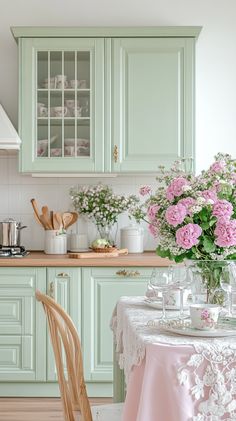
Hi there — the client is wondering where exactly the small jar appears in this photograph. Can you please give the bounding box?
[44,230,67,254]
[120,224,144,253]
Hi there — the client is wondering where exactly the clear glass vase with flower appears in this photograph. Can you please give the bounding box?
[131,153,236,305]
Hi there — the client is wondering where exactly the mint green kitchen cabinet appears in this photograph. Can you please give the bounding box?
[82,267,151,388]
[111,38,195,172]
[17,37,104,173]
[46,268,81,381]
[12,27,201,174]
[0,268,46,381]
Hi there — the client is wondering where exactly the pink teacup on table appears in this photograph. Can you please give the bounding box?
[190,304,221,330]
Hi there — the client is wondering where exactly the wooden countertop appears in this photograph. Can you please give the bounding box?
[0,251,171,267]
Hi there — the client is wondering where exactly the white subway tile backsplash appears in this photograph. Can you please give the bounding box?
[0,155,157,251]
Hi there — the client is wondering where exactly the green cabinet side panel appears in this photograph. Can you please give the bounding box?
[0,268,46,381]
[46,268,82,381]
[82,267,152,382]
[110,38,195,172]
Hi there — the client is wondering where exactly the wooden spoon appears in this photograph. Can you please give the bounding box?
[42,206,53,230]
[65,212,78,229]
[62,212,74,230]
[30,198,44,227]
[53,212,61,230]
[55,212,63,231]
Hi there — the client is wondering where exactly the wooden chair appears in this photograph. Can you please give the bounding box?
[36,290,123,421]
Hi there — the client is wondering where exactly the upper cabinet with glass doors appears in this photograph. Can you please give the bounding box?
[12,27,201,174]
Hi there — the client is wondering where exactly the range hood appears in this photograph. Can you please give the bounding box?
[0,104,21,150]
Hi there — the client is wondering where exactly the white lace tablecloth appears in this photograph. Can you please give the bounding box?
[111,296,236,421]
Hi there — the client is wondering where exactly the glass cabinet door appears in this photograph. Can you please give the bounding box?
[20,38,104,173]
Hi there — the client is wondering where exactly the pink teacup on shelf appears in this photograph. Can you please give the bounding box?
[37,103,48,117]
[190,304,221,330]
[71,106,82,117]
[52,106,68,117]
[50,148,62,157]
[64,146,75,157]
[64,99,75,109]
[41,78,56,89]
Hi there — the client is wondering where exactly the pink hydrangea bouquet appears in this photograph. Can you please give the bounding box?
[134,153,236,263]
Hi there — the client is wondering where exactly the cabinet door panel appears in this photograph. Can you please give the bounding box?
[82,267,151,382]
[20,38,104,173]
[0,268,46,381]
[46,268,81,381]
[110,38,194,172]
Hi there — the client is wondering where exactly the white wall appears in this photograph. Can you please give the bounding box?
[0,0,236,249]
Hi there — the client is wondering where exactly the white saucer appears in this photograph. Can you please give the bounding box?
[144,298,188,311]
[162,324,236,337]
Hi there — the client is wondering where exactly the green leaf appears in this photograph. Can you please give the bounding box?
[203,236,216,253]
[156,246,171,259]
[227,253,236,260]
[209,217,217,227]
[201,222,210,230]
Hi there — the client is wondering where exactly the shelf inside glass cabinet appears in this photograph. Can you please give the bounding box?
[36,50,91,159]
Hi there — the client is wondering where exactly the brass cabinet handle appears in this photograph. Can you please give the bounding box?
[57,272,69,277]
[48,281,55,298]
[116,270,140,277]
[113,145,118,163]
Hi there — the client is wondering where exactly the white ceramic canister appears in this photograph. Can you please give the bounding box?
[44,230,67,254]
[120,224,144,253]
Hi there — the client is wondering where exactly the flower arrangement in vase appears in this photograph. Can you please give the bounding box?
[131,153,236,302]
[70,184,138,247]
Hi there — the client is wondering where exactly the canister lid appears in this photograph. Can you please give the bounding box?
[120,223,144,235]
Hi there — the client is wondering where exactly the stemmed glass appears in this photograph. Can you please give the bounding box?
[220,263,236,317]
[149,267,176,320]
[170,265,190,319]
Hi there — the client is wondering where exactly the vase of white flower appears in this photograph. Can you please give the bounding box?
[70,184,138,246]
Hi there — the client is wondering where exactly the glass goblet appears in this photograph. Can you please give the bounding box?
[170,265,190,319]
[149,267,175,320]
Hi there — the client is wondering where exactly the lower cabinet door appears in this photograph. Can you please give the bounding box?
[82,267,152,382]
[0,268,46,381]
[46,268,81,381]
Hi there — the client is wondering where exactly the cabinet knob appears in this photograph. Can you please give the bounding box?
[113,145,118,163]
[57,272,69,277]
[116,269,140,277]
[48,281,55,299]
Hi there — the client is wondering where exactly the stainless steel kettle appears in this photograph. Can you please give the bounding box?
[0,219,27,247]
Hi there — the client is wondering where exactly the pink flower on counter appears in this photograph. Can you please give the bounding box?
[139,185,151,196]
[214,219,236,247]
[166,177,189,201]
[147,204,160,221]
[148,223,158,237]
[165,204,187,227]
[178,197,196,215]
[176,223,202,249]
[200,189,218,204]
[212,199,233,219]
[210,160,226,173]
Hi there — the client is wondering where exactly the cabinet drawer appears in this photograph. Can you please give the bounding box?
[88,267,153,280]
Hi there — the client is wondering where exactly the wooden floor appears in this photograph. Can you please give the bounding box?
[0,397,112,421]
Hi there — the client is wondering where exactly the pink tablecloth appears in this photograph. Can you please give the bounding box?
[111,297,236,421]
[123,343,199,421]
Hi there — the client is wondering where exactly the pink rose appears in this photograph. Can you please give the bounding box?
[214,219,236,247]
[200,189,218,204]
[176,223,202,249]
[139,185,151,196]
[148,223,158,237]
[212,199,233,219]
[166,177,189,201]
[147,204,160,221]
[210,160,226,173]
[165,204,187,227]
[178,197,196,215]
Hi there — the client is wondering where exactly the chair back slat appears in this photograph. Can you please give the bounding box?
[36,290,92,421]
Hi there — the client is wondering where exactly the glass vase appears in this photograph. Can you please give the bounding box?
[186,260,230,305]
[96,223,118,246]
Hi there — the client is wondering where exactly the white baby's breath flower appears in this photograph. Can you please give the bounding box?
[182,185,192,192]
[190,205,202,214]
[196,197,206,205]
[206,199,214,205]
